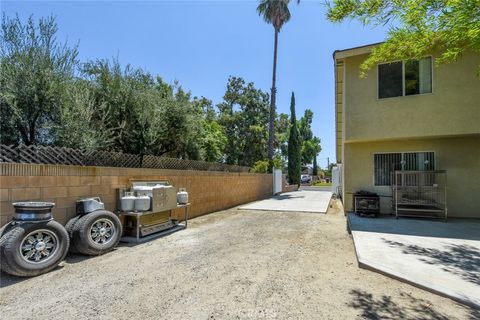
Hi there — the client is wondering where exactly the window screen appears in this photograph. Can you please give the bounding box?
[405,57,432,95]
[374,152,435,186]
[378,62,403,99]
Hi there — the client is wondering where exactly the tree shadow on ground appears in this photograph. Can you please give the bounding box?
[382,239,480,286]
[469,309,480,320]
[272,194,305,200]
[348,289,458,320]
[348,214,480,241]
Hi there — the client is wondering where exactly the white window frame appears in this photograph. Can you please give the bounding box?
[372,151,436,186]
[377,56,433,100]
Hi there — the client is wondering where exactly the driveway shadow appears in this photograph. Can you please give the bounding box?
[348,289,454,320]
[382,239,480,286]
[272,194,305,200]
[348,214,480,241]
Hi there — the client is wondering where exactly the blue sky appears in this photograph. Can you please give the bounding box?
[2,1,388,168]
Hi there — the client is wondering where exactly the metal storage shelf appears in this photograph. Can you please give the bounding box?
[393,170,447,220]
[118,203,190,243]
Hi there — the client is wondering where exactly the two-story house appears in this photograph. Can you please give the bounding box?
[334,43,480,218]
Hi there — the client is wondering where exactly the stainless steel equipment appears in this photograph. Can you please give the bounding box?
[119,203,189,243]
[152,186,177,212]
[133,185,155,197]
[130,180,177,213]
[116,180,188,243]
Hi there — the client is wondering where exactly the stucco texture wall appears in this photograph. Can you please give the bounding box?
[343,51,480,142]
[0,164,273,226]
[343,135,480,218]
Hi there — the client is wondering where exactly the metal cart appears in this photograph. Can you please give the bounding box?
[118,203,190,243]
[393,170,447,220]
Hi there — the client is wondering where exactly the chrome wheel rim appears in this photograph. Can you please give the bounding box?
[20,229,58,264]
[88,219,115,245]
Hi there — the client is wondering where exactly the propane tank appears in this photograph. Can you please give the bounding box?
[134,195,151,211]
[177,188,189,205]
[120,192,136,212]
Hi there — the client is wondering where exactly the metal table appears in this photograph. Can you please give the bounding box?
[118,203,190,243]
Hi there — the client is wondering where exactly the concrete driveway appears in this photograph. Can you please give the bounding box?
[239,187,332,213]
[348,214,480,309]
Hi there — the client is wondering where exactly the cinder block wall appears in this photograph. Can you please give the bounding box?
[0,163,272,225]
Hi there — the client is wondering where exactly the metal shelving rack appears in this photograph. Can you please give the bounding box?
[118,203,190,243]
[393,170,447,220]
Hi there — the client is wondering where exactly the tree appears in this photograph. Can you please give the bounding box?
[54,80,113,150]
[0,14,79,145]
[297,109,321,165]
[257,0,292,168]
[287,92,301,186]
[275,112,290,167]
[195,97,227,162]
[252,160,270,173]
[83,59,206,159]
[312,155,318,176]
[327,0,480,76]
[218,76,270,167]
[201,121,227,162]
[301,137,321,165]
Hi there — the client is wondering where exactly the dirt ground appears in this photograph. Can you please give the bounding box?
[0,200,478,320]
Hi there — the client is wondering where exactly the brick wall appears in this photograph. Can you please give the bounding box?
[0,163,272,225]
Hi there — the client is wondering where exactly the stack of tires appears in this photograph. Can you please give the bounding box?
[0,202,69,277]
[66,198,122,255]
[0,198,122,277]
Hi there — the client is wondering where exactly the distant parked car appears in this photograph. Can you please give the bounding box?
[301,175,312,184]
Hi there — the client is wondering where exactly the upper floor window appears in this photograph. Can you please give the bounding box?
[378,57,432,99]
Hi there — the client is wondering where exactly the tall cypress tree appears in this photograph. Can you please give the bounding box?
[313,155,318,176]
[288,92,301,186]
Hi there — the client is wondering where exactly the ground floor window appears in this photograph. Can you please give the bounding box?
[374,151,435,186]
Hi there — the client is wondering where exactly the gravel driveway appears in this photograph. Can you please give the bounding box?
[0,201,476,320]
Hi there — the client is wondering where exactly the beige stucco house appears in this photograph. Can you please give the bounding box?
[334,43,480,218]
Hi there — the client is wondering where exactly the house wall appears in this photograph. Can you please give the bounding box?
[343,135,480,218]
[335,59,344,163]
[342,51,480,142]
[0,163,273,226]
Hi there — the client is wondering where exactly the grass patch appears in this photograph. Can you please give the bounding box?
[313,181,332,187]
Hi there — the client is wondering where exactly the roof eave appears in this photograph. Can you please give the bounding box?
[333,42,383,60]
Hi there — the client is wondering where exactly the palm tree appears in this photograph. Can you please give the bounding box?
[257,0,291,170]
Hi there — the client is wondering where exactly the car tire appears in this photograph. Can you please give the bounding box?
[0,221,69,277]
[0,222,15,273]
[65,216,81,253]
[72,210,122,256]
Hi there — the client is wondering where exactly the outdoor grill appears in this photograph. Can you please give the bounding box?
[353,191,380,217]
